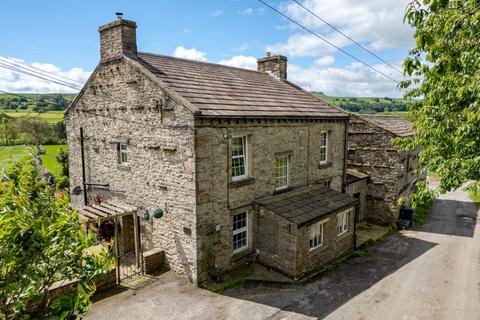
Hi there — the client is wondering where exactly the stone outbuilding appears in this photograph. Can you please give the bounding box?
[66,17,357,284]
[347,115,425,223]
[345,169,369,221]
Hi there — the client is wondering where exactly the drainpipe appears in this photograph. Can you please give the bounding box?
[353,207,358,250]
[342,120,348,193]
[80,127,87,206]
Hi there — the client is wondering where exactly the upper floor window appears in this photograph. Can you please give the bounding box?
[232,211,248,253]
[232,136,248,181]
[118,143,128,165]
[309,219,326,250]
[320,132,329,164]
[336,209,350,236]
[275,155,289,190]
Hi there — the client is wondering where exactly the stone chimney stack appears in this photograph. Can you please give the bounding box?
[257,52,288,81]
[99,16,137,63]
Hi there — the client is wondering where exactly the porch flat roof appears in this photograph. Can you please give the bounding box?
[256,184,356,226]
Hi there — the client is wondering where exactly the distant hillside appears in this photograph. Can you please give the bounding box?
[0,93,75,112]
[312,92,408,114]
[0,92,407,115]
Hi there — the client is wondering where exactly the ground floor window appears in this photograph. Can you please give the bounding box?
[337,209,351,236]
[232,211,248,253]
[309,219,326,250]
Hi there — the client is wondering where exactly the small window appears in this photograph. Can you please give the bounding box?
[118,143,128,164]
[232,211,248,253]
[321,179,331,188]
[337,209,350,236]
[232,136,248,181]
[320,132,328,164]
[309,220,326,250]
[275,155,289,190]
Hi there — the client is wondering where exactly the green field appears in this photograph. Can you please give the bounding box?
[0,110,64,123]
[0,144,67,176]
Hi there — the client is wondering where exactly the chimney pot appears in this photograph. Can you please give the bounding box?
[257,53,288,81]
[98,18,137,63]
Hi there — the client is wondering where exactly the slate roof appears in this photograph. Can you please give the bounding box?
[136,52,348,119]
[358,115,414,137]
[256,184,356,226]
[346,169,369,184]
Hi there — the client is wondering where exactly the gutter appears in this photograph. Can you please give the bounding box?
[195,114,349,121]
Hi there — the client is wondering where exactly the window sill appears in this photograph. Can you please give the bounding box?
[336,230,352,240]
[117,164,131,171]
[309,244,328,255]
[231,246,254,260]
[273,186,293,195]
[318,162,333,169]
[230,177,255,188]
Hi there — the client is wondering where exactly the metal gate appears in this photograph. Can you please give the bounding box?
[114,214,144,283]
[79,200,144,284]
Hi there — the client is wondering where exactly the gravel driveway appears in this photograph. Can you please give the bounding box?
[86,188,480,320]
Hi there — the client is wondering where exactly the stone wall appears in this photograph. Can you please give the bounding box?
[66,58,198,282]
[347,116,423,223]
[256,207,297,277]
[346,179,368,221]
[194,118,347,282]
[256,205,355,278]
[296,208,355,277]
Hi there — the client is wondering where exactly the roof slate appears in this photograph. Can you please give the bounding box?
[358,115,414,137]
[346,169,369,184]
[256,185,356,226]
[136,52,348,119]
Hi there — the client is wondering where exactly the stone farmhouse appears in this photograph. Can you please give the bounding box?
[66,18,360,284]
[347,115,425,223]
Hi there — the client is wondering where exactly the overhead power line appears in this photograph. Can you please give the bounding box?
[0,62,81,91]
[0,56,84,86]
[290,0,404,75]
[257,0,400,83]
[0,60,82,91]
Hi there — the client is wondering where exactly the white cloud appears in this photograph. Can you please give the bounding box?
[241,8,254,15]
[172,46,208,62]
[0,57,90,93]
[314,55,335,67]
[216,54,401,97]
[240,8,265,15]
[267,0,414,57]
[212,10,224,17]
[288,60,403,97]
[218,55,257,70]
[234,43,250,52]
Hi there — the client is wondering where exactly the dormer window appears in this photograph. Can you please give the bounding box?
[320,132,329,164]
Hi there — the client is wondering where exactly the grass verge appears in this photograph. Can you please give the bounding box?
[0,144,67,176]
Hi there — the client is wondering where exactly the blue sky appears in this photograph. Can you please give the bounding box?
[0,0,414,97]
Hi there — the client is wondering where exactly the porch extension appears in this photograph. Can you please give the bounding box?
[255,184,357,278]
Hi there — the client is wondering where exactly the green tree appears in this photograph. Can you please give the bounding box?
[56,148,69,177]
[0,157,112,319]
[0,113,18,145]
[399,0,480,198]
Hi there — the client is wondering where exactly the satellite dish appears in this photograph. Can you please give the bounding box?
[115,12,124,19]
[72,186,83,196]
